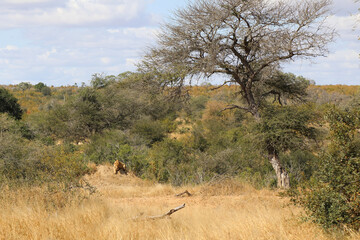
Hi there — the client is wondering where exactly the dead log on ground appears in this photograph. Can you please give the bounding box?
[175,190,192,197]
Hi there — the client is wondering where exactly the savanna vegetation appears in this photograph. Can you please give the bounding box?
[1,0,359,238]
[1,75,359,239]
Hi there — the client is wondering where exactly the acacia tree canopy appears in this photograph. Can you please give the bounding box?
[141,0,335,117]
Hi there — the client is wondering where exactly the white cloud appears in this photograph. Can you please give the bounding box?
[123,27,159,40]
[107,29,120,34]
[100,57,111,64]
[125,58,140,68]
[0,0,151,28]
[284,46,360,85]
[0,59,10,64]
[1,45,18,51]
[326,14,360,39]
[0,25,156,85]
[0,0,359,86]
[332,0,359,16]
[108,27,159,39]
[2,0,52,3]
[38,48,57,60]
[327,49,359,63]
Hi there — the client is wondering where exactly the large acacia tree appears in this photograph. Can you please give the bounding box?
[141,0,335,188]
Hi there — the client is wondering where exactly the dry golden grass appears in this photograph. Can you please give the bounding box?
[1,164,359,240]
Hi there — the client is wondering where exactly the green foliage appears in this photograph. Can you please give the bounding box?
[0,114,30,181]
[257,105,317,154]
[293,106,360,230]
[253,105,319,188]
[0,114,87,186]
[37,145,89,184]
[196,126,273,187]
[3,69,360,232]
[96,80,148,129]
[190,123,209,152]
[191,100,243,153]
[348,90,360,109]
[188,95,210,118]
[85,130,130,164]
[37,87,105,141]
[34,82,51,96]
[0,87,23,120]
[34,82,46,92]
[263,72,310,105]
[90,73,115,89]
[281,150,318,187]
[302,187,355,229]
[147,139,195,185]
[17,82,32,92]
[32,72,180,143]
[131,117,167,145]
[41,86,52,96]
[141,119,273,187]
[84,130,149,176]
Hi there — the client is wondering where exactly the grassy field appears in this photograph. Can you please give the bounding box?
[1,164,359,240]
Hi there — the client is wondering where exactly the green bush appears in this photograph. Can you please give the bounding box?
[41,86,52,96]
[0,87,23,120]
[0,114,88,187]
[301,184,357,229]
[84,130,150,176]
[131,117,167,145]
[37,145,89,184]
[0,139,88,187]
[188,95,209,118]
[85,130,131,164]
[281,150,318,187]
[292,106,360,230]
[146,139,196,185]
[0,114,36,182]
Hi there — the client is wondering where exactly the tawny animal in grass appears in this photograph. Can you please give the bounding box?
[113,160,127,174]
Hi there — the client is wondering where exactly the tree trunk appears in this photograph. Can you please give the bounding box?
[270,153,290,189]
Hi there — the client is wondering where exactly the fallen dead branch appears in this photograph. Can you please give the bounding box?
[133,203,186,221]
[175,190,192,197]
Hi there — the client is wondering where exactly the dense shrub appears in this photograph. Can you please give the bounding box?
[292,106,360,230]
[0,87,23,120]
[0,114,37,183]
[131,117,168,145]
[37,145,89,184]
[281,150,318,187]
[146,138,196,185]
[0,114,88,187]
[188,95,210,118]
[84,130,150,176]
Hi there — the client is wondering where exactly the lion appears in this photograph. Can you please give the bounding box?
[113,160,127,174]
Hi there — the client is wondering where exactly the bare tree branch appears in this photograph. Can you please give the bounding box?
[210,81,234,91]
[133,204,186,221]
[221,104,249,112]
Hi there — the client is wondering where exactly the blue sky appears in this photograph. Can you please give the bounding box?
[0,0,359,86]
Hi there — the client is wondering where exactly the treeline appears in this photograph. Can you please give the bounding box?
[1,73,360,230]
